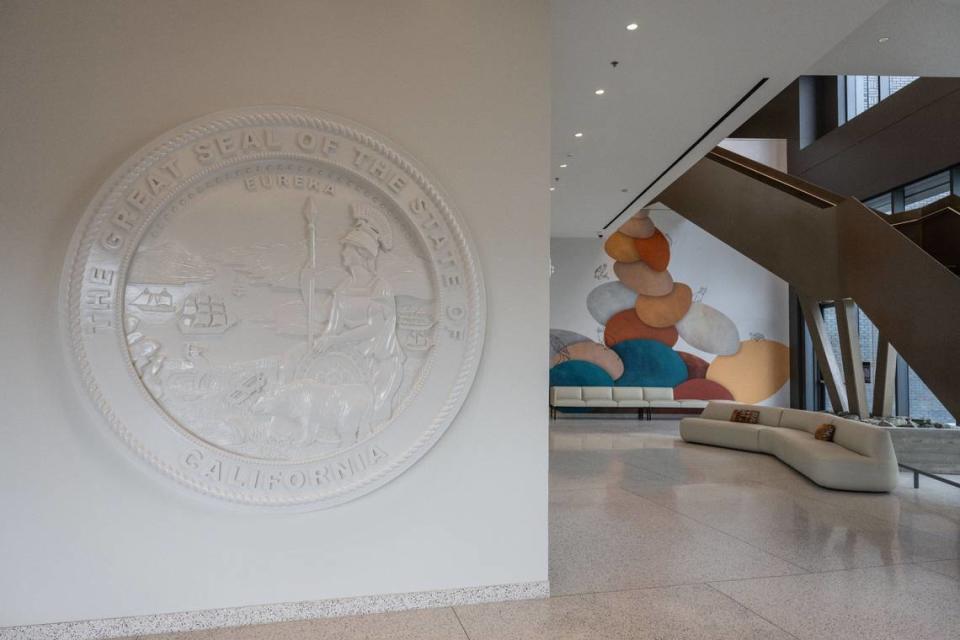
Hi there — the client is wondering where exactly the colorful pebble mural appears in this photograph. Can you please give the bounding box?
[550,210,790,404]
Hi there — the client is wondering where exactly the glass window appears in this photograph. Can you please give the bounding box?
[857,309,883,412]
[863,192,893,214]
[846,75,880,120]
[903,170,950,211]
[906,368,956,425]
[816,305,891,415]
[887,76,919,95]
[811,304,953,423]
[820,305,844,413]
[844,75,918,121]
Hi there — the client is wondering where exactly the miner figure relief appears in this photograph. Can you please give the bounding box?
[281,198,406,447]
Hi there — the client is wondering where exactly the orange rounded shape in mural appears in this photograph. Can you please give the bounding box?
[634,283,692,328]
[604,309,679,348]
[633,229,670,272]
[706,339,790,404]
[619,215,656,239]
[561,341,625,380]
[613,261,673,297]
[604,232,641,263]
[674,378,734,401]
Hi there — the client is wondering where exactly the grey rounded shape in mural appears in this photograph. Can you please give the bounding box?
[61,107,485,510]
[676,302,740,356]
[586,281,636,325]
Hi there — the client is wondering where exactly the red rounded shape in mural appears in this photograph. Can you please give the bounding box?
[677,351,710,379]
[674,378,734,401]
[633,229,670,272]
[604,309,678,348]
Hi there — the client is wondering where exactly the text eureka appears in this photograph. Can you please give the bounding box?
[82,127,468,338]
[99,128,429,255]
[181,444,389,491]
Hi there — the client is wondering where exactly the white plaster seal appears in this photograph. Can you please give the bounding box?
[61,107,485,509]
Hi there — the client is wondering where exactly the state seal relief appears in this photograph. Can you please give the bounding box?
[63,108,484,508]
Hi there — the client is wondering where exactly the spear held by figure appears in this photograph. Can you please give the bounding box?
[300,196,321,348]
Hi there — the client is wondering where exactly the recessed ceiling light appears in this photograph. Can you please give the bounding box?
[560,163,568,168]
[549,187,556,191]
[878,36,889,43]
[574,132,583,138]
[595,88,605,95]
[626,23,638,31]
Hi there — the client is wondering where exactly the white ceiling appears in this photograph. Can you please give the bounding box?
[811,0,960,76]
[550,0,890,237]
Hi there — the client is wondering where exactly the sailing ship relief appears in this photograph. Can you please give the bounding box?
[131,287,175,313]
[178,294,236,335]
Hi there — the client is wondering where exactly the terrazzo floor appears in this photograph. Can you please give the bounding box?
[134,418,960,640]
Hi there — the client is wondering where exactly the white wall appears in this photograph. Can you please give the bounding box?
[0,0,549,627]
[550,238,614,344]
[718,138,788,171]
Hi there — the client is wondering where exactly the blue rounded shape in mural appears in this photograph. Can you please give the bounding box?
[611,339,688,387]
[549,360,615,387]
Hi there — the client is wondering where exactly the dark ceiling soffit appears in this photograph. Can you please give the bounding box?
[601,77,769,231]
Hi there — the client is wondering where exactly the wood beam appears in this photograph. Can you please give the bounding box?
[798,295,847,413]
[873,334,898,418]
[835,298,868,417]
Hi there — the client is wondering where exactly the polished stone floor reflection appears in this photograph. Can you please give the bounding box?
[136,418,960,640]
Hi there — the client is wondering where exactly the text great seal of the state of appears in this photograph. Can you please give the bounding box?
[62,107,485,509]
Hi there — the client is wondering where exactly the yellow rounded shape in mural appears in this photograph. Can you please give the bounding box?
[706,339,790,404]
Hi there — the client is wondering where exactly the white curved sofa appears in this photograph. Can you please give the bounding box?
[680,401,899,492]
[549,386,707,419]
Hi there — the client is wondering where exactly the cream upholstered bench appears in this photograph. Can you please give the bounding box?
[680,401,899,492]
[549,386,707,419]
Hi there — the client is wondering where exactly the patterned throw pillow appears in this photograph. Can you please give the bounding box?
[730,409,760,424]
[815,423,836,441]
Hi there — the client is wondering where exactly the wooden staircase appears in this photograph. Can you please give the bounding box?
[656,146,960,419]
